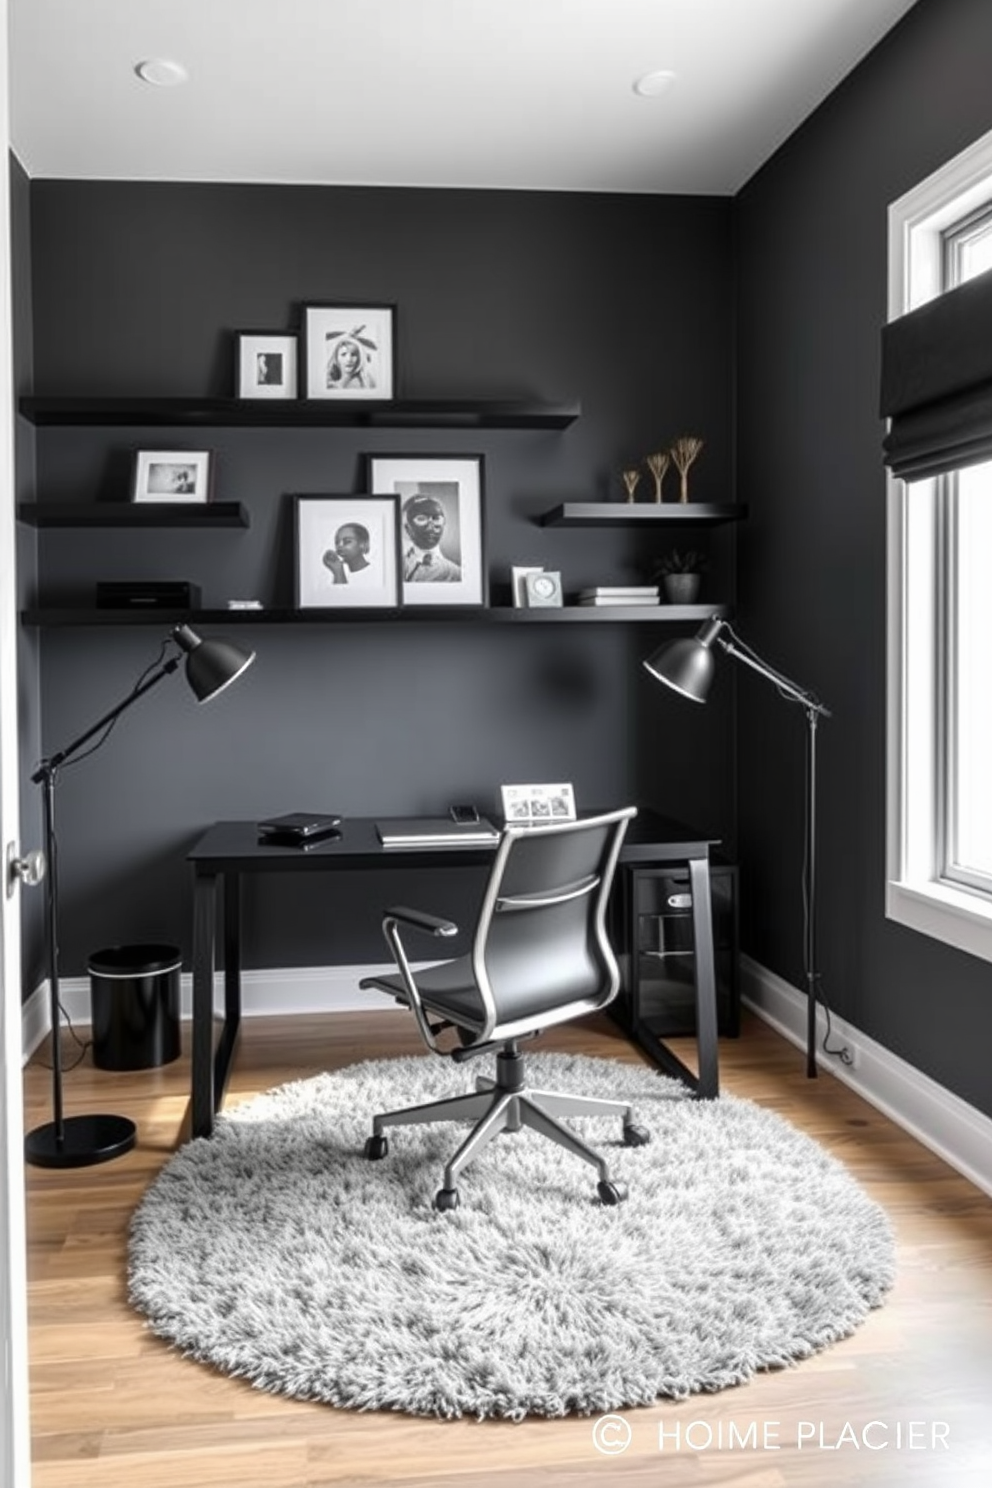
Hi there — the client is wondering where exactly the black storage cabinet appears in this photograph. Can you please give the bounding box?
[88,943,182,1070]
[612,858,740,1046]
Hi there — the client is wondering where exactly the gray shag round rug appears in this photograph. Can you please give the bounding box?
[128,1052,895,1421]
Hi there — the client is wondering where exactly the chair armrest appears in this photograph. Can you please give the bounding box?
[380,907,458,1054]
[384,905,459,938]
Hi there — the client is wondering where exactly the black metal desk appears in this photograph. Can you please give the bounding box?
[188,811,720,1137]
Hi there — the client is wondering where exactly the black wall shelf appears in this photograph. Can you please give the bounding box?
[539,502,746,526]
[21,604,731,629]
[20,396,580,431]
[18,501,250,529]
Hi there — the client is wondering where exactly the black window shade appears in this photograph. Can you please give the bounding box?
[880,266,992,481]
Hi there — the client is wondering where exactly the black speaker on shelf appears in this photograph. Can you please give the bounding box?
[95,580,201,609]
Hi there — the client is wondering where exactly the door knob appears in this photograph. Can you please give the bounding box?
[5,843,46,899]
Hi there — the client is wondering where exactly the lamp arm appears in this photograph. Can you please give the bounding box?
[31,654,181,783]
[715,629,831,719]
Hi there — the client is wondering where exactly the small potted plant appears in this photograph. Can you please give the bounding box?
[655,548,706,604]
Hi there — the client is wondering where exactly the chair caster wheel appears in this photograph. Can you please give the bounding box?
[364,1134,388,1160]
[434,1187,460,1212]
[623,1122,651,1147]
[597,1179,628,1206]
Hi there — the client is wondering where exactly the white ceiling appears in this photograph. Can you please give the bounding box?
[10,0,919,195]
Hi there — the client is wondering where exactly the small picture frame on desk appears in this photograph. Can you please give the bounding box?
[294,495,402,609]
[237,332,298,399]
[132,450,212,504]
[303,303,395,401]
[368,453,486,608]
[501,782,577,825]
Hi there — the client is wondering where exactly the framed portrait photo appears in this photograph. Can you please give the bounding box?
[294,495,401,610]
[132,450,212,504]
[237,332,298,400]
[303,303,395,401]
[367,453,486,608]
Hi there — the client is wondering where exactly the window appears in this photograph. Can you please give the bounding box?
[939,217,992,898]
[887,127,992,961]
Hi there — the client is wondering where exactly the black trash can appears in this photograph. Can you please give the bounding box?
[88,943,182,1070]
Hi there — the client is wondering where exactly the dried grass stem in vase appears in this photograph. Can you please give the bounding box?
[622,468,642,503]
[646,451,670,503]
[670,436,704,503]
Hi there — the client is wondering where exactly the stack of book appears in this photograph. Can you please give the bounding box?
[576,585,660,607]
[257,812,342,848]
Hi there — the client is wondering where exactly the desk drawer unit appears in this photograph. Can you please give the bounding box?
[614,862,740,1040]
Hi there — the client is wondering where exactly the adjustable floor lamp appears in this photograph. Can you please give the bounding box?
[24,623,255,1168]
[643,616,830,1079]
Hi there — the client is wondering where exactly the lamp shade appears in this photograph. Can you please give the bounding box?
[173,625,255,702]
[643,634,716,703]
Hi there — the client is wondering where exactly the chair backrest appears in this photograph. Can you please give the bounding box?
[469,806,636,1039]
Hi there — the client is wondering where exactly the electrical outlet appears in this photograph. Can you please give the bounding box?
[838,1042,858,1070]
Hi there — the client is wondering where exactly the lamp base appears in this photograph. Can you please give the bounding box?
[24,1113,137,1168]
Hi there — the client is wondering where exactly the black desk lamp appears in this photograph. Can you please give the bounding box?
[643,616,831,1079]
[25,624,255,1168]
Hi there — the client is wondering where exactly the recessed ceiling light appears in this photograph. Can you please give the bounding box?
[633,69,677,99]
[135,58,189,88]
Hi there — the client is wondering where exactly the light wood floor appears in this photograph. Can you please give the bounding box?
[20,1008,992,1487]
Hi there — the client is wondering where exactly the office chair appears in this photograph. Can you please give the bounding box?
[359,806,650,1211]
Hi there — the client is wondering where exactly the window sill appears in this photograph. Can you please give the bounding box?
[887,878,992,964]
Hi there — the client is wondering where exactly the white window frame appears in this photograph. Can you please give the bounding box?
[886,126,992,961]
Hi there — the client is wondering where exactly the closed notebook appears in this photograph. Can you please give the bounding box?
[376,816,500,847]
[258,812,342,839]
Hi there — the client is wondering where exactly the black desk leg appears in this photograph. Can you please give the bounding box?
[191,869,217,1138]
[213,871,243,1113]
[689,856,720,1099]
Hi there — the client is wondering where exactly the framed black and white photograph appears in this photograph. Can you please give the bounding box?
[132,450,212,504]
[237,332,298,400]
[500,783,577,825]
[367,453,486,607]
[303,303,395,401]
[294,495,401,610]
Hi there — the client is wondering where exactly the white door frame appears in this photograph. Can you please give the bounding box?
[0,0,33,1479]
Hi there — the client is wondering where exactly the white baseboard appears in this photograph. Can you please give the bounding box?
[23,957,992,1201]
[742,954,992,1201]
[21,962,392,1063]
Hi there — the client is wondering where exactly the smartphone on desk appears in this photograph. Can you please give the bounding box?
[449,804,480,825]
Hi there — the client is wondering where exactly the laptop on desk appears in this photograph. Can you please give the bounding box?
[375,816,501,848]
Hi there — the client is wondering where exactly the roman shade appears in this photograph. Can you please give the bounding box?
[880,266,992,481]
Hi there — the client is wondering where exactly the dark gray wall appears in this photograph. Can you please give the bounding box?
[24,184,736,977]
[735,0,992,1115]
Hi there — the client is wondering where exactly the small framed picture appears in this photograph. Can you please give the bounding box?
[237,333,298,399]
[294,495,401,610]
[501,783,577,826]
[303,303,395,401]
[523,570,563,607]
[511,565,544,608]
[367,453,486,608]
[132,450,212,504]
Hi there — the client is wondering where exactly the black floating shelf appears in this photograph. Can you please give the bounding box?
[20,396,580,431]
[539,502,746,526]
[21,604,731,629]
[17,501,250,529]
